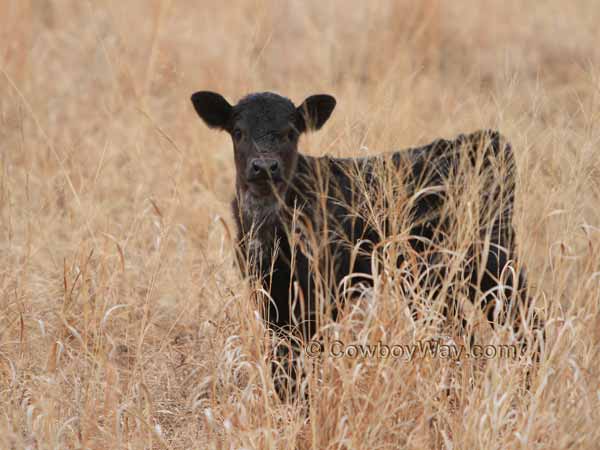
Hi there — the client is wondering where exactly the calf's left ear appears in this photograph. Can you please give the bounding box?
[297,94,336,132]
[190,91,232,130]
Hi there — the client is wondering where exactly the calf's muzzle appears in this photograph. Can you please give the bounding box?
[247,158,282,183]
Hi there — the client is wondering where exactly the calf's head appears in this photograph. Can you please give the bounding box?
[191,91,336,201]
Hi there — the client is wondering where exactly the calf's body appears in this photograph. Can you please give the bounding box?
[190,91,539,352]
[233,130,526,340]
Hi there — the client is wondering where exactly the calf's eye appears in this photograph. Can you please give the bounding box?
[287,129,296,141]
[232,128,243,142]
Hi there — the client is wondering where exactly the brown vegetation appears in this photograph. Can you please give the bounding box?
[1,1,600,448]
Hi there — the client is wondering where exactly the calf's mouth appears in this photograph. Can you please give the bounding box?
[246,177,285,198]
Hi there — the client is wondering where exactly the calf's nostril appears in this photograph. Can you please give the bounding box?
[269,162,279,174]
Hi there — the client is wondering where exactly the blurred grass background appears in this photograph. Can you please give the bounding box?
[1,1,600,448]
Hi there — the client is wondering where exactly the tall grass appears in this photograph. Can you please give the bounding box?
[1,1,600,448]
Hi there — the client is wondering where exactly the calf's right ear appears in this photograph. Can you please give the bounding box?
[190,91,232,130]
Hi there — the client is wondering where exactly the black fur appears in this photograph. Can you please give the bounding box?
[232,130,533,340]
[191,91,543,397]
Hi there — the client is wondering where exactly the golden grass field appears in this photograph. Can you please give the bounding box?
[1,1,600,448]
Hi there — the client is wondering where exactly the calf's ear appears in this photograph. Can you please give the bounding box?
[190,91,232,130]
[297,94,336,132]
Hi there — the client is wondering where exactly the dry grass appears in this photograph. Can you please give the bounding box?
[1,1,600,449]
